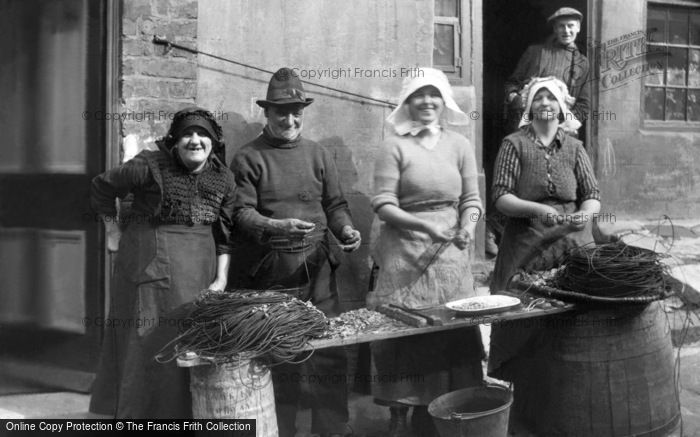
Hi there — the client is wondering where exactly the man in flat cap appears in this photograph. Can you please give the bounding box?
[229,67,360,437]
[504,7,590,134]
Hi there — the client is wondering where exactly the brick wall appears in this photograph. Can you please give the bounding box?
[119,0,198,160]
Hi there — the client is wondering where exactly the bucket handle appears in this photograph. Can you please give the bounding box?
[448,382,513,421]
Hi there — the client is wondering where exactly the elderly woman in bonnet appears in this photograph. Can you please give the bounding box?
[88,107,236,418]
[488,76,600,428]
[367,68,485,437]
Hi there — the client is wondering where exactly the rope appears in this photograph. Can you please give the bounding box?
[553,241,669,298]
[152,36,396,108]
[156,289,328,366]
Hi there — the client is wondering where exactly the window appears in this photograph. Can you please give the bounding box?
[644,4,700,122]
[433,0,462,77]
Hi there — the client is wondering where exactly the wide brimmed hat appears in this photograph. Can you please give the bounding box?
[547,7,583,24]
[256,68,314,108]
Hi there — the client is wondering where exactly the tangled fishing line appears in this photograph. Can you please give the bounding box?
[156,289,328,365]
[553,241,670,299]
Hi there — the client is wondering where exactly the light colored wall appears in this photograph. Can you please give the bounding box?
[196,0,482,304]
[594,0,700,219]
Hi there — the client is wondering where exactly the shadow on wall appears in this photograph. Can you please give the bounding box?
[319,136,372,310]
[217,111,263,165]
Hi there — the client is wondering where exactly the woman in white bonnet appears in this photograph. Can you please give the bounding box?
[367,68,484,437]
[488,76,600,429]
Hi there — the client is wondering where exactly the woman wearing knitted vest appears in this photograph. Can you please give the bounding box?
[367,68,485,437]
[488,77,600,428]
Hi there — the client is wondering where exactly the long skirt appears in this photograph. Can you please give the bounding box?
[488,201,594,425]
[89,223,216,419]
[369,206,484,405]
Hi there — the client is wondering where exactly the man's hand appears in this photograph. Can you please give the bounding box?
[267,218,316,239]
[339,225,361,252]
[565,95,576,108]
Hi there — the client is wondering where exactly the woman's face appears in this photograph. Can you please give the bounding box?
[407,85,444,125]
[531,88,561,122]
[174,127,213,170]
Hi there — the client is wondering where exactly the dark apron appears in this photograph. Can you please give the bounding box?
[233,229,347,436]
[233,228,340,316]
[90,223,216,419]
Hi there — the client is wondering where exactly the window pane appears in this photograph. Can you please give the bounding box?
[690,49,700,87]
[666,88,687,120]
[645,46,666,85]
[435,0,458,17]
[645,87,665,120]
[434,23,455,66]
[689,90,700,121]
[667,47,687,86]
[669,10,688,44]
[692,12,700,45]
[647,8,667,43]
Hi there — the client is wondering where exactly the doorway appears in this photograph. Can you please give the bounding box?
[482,0,589,206]
[0,0,109,393]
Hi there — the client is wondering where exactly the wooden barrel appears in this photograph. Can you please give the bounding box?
[190,359,277,437]
[536,302,680,436]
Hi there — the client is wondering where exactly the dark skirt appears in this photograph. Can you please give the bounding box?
[89,223,216,419]
[488,202,594,425]
[371,328,484,406]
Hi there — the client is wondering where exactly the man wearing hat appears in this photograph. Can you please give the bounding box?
[229,67,361,437]
[504,7,590,133]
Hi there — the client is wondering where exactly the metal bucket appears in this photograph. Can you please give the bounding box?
[428,384,513,437]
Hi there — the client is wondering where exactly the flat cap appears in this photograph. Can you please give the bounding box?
[547,7,583,24]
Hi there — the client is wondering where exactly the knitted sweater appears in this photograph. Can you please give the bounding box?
[372,129,482,215]
[505,35,590,121]
[231,130,353,242]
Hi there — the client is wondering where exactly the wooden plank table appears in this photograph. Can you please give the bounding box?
[308,301,574,350]
[178,294,575,367]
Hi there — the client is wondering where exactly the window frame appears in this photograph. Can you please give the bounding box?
[433,0,464,81]
[642,1,700,128]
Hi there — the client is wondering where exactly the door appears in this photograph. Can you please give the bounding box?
[0,0,108,393]
[482,0,590,207]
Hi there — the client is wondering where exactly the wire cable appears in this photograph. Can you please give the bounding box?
[152,36,396,108]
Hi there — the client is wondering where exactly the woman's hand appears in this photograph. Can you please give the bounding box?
[566,212,589,231]
[537,204,562,227]
[103,218,121,252]
[208,277,227,292]
[423,222,453,243]
[453,227,474,250]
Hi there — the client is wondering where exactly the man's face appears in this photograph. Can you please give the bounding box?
[265,104,305,141]
[553,18,581,46]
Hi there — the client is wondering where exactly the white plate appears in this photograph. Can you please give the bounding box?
[445,295,521,315]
